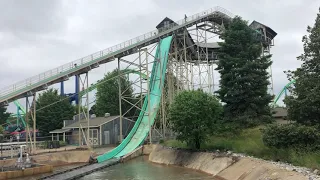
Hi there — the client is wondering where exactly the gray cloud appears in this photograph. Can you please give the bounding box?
[0,0,319,112]
[0,0,65,34]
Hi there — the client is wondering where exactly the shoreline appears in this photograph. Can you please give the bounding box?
[147,144,320,180]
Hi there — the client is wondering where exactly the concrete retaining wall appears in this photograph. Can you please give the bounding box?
[0,165,53,180]
[148,145,310,180]
[217,157,309,180]
[142,144,155,155]
[121,146,143,163]
[33,150,91,166]
[149,145,235,176]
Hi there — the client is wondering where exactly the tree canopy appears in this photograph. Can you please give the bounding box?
[168,90,222,149]
[0,106,11,125]
[285,8,320,125]
[35,88,74,135]
[95,69,136,118]
[215,16,273,127]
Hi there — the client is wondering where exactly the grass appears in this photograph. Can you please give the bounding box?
[163,127,320,170]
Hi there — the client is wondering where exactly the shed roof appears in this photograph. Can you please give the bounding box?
[63,116,119,129]
[49,128,71,134]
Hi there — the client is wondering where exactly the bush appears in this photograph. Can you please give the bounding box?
[59,141,67,147]
[168,90,222,149]
[0,125,4,134]
[262,124,320,150]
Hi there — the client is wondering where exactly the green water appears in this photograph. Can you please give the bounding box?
[80,156,216,180]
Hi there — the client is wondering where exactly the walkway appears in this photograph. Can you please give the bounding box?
[39,159,119,180]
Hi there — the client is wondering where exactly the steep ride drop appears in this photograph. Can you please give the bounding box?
[97,36,173,162]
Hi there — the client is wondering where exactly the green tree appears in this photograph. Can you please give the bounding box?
[35,88,74,135]
[0,106,11,125]
[95,69,135,118]
[216,16,273,127]
[285,8,320,125]
[73,105,88,115]
[0,125,4,134]
[168,90,222,149]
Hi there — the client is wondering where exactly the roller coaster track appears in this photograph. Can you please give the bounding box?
[272,79,296,107]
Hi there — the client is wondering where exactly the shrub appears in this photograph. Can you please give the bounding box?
[262,124,320,150]
[168,90,222,149]
[59,141,67,147]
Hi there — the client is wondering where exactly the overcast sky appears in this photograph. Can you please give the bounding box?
[0,0,319,112]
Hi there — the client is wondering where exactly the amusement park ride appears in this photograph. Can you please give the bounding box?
[0,6,289,159]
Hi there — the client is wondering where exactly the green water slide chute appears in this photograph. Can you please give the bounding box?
[97,36,173,162]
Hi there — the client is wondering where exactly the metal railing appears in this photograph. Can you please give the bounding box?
[0,6,233,102]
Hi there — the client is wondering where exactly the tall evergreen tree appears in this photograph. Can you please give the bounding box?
[285,8,320,125]
[216,16,273,127]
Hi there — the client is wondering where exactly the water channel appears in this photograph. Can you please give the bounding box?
[80,156,216,180]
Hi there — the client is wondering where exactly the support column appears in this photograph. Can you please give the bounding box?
[205,26,210,93]
[167,59,173,104]
[146,49,151,144]
[63,132,65,142]
[139,49,143,109]
[196,25,202,89]
[159,43,165,139]
[161,89,166,138]
[174,38,179,92]
[118,58,123,143]
[211,64,215,92]
[99,126,102,146]
[33,92,36,154]
[191,64,194,90]
[86,72,90,145]
[208,64,212,94]
[25,96,29,152]
[77,74,81,146]
[184,29,189,90]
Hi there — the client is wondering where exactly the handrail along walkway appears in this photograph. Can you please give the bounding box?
[0,6,233,105]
